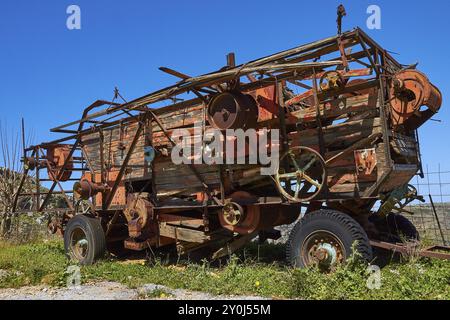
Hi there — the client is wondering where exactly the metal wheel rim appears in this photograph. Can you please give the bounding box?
[223,202,244,226]
[70,227,89,261]
[300,230,346,270]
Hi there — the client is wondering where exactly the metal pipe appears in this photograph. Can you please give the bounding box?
[429,194,447,245]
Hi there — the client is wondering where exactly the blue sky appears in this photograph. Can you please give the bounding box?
[0,0,449,179]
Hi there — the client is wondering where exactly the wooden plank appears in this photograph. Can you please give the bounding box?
[159,223,209,243]
[289,92,378,122]
[159,214,204,229]
[328,182,374,193]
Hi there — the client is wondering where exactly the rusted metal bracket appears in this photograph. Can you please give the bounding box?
[336,5,346,36]
[325,132,382,165]
[312,69,326,157]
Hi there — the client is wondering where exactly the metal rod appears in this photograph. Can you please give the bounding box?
[103,120,144,210]
[35,151,40,211]
[39,139,80,212]
[311,69,326,156]
[12,149,36,212]
[21,118,26,158]
[42,158,74,211]
[148,110,220,205]
[429,194,446,245]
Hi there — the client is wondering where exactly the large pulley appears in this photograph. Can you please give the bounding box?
[222,202,244,226]
[207,90,258,130]
[319,70,345,91]
[389,69,442,130]
[274,146,327,202]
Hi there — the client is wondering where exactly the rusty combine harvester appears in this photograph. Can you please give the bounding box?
[13,24,450,267]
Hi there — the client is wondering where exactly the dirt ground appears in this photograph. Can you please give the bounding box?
[0,281,267,300]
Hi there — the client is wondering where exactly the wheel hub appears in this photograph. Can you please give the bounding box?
[312,243,338,266]
[222,202,244,226]
[70,227,89,260]
[302,231,345,270]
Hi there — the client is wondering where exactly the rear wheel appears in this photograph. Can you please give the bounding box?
[64,214,106,265]
[371,213,420,243]
[286,209,372,270]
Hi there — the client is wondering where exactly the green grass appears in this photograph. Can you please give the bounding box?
[0,240,449,299]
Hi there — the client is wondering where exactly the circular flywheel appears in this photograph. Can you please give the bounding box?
[222,202,244,226]
[274,146,326,202]
[319,70,345,91]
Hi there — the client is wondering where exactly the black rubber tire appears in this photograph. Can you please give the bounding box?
[386,213,420,242]
[286,209,373,268]
[64,215,106,265]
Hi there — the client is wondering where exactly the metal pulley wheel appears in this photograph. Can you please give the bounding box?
[319,71,345,91]
[274,146,326,202]
[207,91,258,130]
[222,202,245,226]
[389,69,442,128]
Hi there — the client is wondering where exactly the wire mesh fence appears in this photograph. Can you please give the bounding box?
[406,165,450,246]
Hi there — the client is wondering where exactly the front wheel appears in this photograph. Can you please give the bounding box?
[286,209,372,270]
[64,214,106,265]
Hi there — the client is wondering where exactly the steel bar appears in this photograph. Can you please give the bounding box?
[103,120,144,210]
[12,149,36,212]
[39,138,80,212]
[429,194,447,245]
[312,69,325,156]
[20,191,74,196]
[50,100,121,133]
[40,148,74,211]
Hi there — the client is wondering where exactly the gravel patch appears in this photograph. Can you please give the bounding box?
[0,282,267,300]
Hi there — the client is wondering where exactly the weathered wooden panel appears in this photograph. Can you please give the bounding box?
[290,92,378,123]
[82,121,152,180]
[379,165,418,193]
[290,117,382,148]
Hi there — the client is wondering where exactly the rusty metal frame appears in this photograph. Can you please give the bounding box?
[38,139,80,212]
[10,24,449,260]
[16,28,399,211]
[148,110,220,205]
[42,28,382,136]
[14,27,405,215]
